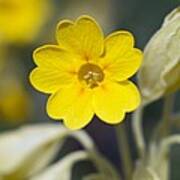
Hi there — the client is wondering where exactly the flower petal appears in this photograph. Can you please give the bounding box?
[93,80,140,124]
[101,31,142,81]
[30,45,80,93]
[33,45,80,69]
[56,15,104,60]
[30,68,74,94]
[105,31,135,58]
[47,83,94,130]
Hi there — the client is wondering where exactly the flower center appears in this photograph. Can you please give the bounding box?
[78,63,104,88]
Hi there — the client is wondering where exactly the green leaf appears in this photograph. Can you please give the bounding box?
[83,174,105,180]
[0,123,96,179]
[133,165,160,180]
[31,150,120,180]
[31,151,89,180]
[0,123,120,180]
[0,124,64,179]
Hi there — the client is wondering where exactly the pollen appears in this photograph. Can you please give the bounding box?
[78,63,104,88]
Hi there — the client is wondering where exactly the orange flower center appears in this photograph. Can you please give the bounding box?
[78,63,104,88]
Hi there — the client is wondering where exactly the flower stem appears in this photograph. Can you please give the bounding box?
[115,123,133,180]
[132,105,145,158]
[171,113,180,127]
[159,94,174,138]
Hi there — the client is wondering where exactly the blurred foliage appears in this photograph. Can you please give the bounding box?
[0,124,120,180]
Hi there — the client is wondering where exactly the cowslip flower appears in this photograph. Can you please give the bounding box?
[30,15,142,130]
[138,7,180,104]
[0,0,51,44]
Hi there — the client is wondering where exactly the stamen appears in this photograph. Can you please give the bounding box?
[78,63,104,88]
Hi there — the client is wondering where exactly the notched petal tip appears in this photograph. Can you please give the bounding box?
[134,48,143,59]
[75,14,100,25]
[29,67,50,94]
[123,81,141,112]
[131,48,144,71]
[33,48,40,65]
[56,15,102,33]
[46,93,62,120]
[63,119,88,130]
[46,87,94,130]
[33,45,62,66]
[29,67,39,89]
[105,30,135,47]
[75,14,104,40]
[56,19,74,34]
[98,111,126,125]
[93,80,140,125]
[33,44,76,71]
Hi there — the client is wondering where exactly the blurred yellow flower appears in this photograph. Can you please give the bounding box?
[0,77,31,123]
[0,0,51,44]
[30,15,142,129]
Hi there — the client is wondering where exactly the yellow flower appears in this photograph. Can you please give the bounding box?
[0,77,31,123]
[0,0,51,44]
[30,15,142,130]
